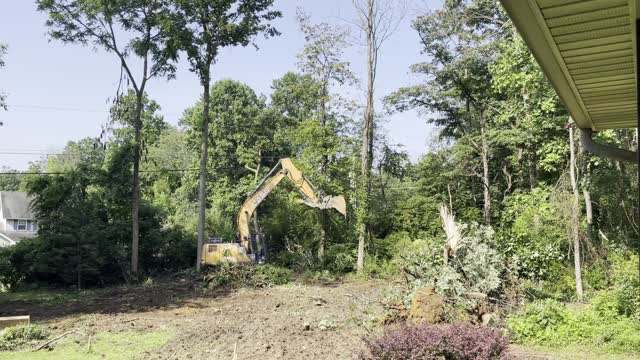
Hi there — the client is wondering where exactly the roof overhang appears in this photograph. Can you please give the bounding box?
[500,0,639,130]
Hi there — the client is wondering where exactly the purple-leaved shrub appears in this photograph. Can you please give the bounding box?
[360,323,511,360]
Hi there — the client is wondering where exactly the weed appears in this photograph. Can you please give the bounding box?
[0,325,48,351]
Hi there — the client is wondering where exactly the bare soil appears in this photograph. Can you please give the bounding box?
[0,277,587,359]
[1,277,389,359]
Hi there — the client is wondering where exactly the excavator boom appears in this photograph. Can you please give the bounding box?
[202,158,347,266]
[238,158,346,250]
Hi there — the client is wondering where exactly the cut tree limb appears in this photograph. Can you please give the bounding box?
[34,331,74,351]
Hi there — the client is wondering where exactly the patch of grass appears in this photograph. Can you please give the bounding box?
[0,289,91,306]
[508,298,640,355]
[0,325,48,351]
[0,331,173,360]
[513,345,640,360]
[300,270,339,285]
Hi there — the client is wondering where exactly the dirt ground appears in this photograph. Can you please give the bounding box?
[1,277,390,360]
[1,277,615,360]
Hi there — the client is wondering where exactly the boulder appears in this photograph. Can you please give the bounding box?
[409,287,444,323]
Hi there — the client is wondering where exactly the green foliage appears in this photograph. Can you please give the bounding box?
[255,264,293,286]
[499,188,566,280]
[0,42,6,111]
[203,264,292,289]
[508,299,640,354]
[391,222,503,310]
[0,167,20,191]
[436,224,504,304]
[0,325,48,351]
[0,331,172,360]
[168,0,281,81]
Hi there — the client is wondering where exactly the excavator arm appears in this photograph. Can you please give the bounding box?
[237,158,347,251]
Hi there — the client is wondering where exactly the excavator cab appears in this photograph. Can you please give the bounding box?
[201,237,252,265]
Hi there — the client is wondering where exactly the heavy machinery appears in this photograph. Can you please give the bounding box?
[201,158,347,266]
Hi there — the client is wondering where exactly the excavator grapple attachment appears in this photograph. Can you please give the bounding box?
[299,195,347,217]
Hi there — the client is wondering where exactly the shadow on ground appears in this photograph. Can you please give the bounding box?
[0,274,230,321]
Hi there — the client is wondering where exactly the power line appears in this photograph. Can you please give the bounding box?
[8,104,108,113]
[5,104,182,117]
[0,152,65,156]
[0,169,199,176]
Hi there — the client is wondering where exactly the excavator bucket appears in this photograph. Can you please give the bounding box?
[298,195,347,217]
[325,196,347,217]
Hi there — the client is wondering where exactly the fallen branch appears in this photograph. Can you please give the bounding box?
[34,331,74,351]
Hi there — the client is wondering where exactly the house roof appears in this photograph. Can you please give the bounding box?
[0,231,16,247]
[499,0,639,130]
[0,232,16,247]
[0,191,34,220]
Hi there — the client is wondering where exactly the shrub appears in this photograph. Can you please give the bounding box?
[203,264,292,289]
[397,223,503,310]
[508,298,640,354]
[0,325,48,351]
[323,243,355,274]
[499,188,566,281]
[507,299,569,344]
[360,323,510,360]
[254,264,292,286]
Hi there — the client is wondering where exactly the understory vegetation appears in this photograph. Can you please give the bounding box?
[0,0,639,358]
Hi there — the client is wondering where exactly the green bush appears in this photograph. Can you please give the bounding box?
[203,264,292,289]
[255,264,292,285]
[0,325,48,351]
[499,188,567,281]
[508,298,640,354]
[361,255,396,279]
[323,243,355,274]
[508,299,569,344]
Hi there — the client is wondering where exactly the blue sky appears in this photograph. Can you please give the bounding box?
[0,0,439,170]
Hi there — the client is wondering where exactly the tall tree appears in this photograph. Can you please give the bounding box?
[0,42,7,118]
[568,120,584,300]
[37,0,179,275]
[387,0,506,225]
[352,0,405,272]
[169,0,281,270]
[296,11,355,261]
[490,32,567,189]
[0,167,20,191]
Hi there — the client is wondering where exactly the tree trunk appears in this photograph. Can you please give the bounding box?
[569,122,584,300]
[582,153,593,245]
[196,77,211,271]
[318,211,326,261]
[480,118,491,225]
[357,0,376,273]
[318,107,328,263]
[583,188,593,244]
[528,149,537,190]
[131,91,144,276]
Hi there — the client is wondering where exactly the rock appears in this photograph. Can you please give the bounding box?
[317,319,336,331]
[312,297,326,306]
[409,287,444,323]
[303,322,311,331]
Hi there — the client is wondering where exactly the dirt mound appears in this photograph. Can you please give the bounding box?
[409,287,444,323]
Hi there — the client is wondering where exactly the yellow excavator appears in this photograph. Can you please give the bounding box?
[201,158,347,266]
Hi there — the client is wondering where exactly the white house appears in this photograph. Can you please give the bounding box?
[0,192,38,247]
